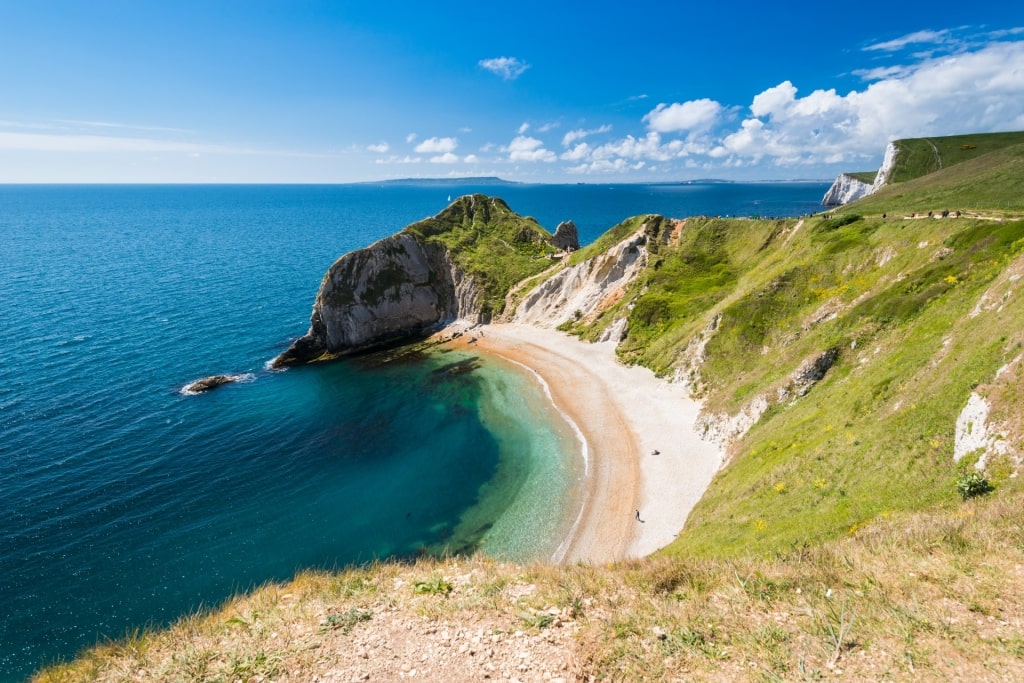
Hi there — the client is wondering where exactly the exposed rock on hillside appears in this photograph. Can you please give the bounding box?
[551,220,580,251]
[822,173,874,206]
[512,227,648,329]
[872,141,898,192]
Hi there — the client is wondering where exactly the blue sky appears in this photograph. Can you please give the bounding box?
[1,1,1022,183]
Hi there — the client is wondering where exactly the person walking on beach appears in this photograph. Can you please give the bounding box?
[635,509,643,523]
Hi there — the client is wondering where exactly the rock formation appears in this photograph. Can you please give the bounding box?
[821,173,873,206]
[272,195,560,368]
[272,233,474,367]
[872,141,898,192]
[182,374,248,394]
[551,220,580,251]
[512,224,649,329]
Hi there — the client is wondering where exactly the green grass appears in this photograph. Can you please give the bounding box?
[403,194,559,318]
[543,157,1024,554]
[847,171,877,184]
[852,142,1024,216]
[886,131,1024,184]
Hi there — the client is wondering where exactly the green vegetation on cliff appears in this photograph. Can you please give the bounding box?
[554,140,1024,557]
[403,194,558,319]
[37,142,1024,681]
[884,131,1024,184]
[847,171,877,184]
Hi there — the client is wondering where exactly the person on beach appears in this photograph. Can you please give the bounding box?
[635,509,643,522]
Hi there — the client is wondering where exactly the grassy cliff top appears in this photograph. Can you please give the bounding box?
[846,171,878,184]
[403,194,558,318]
[35,489,1024,681]
[885,130,1024,185]
[852,141,1024,216]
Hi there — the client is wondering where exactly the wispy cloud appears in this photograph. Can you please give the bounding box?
[366,142,390,153]
[479,56,530,81]
[52,119,194,134]
[864,29,952,52]
[561,124,612,147]
[429,152,460,164]
[0,127,325,158]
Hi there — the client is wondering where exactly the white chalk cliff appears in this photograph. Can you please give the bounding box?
[821,173,874,206]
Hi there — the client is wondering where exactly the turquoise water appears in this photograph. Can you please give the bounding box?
[0,182,828,680]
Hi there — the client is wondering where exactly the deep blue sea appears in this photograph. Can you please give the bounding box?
[0,181,828,680]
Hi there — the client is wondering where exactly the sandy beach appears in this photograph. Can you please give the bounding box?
[451,323,722,563]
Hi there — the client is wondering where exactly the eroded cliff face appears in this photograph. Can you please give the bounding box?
[821,173,873,206]
[272,233,479,367]
[511,228,648,330]
[872,141,899,192]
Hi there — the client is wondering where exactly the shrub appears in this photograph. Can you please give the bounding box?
[956,471,994,500]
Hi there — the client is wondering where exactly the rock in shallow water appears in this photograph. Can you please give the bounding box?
[182,374,240,394]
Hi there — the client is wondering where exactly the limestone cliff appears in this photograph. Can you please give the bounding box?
[273,195,561,367]
[272,233,474,367]
[821,173,874,206]
[872,141,899,192]
[511,227,647,332]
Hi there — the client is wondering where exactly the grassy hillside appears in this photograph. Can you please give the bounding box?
[885,131,1024,184]
[34,490,1024,681]
[403,194,559,319]
[554,142,1024,557]
[853,142,1024,216]
[34,146,1024,681]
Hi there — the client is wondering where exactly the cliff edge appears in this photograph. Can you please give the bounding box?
[272,195,560,367]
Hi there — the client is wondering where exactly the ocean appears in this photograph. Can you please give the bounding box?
[0,181,829,680]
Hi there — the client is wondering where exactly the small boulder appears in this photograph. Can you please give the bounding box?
[182,374,239,394]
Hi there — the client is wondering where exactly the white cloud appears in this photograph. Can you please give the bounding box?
[405,133,417,143]
[414,136,458,153]
[430,152,460,164]
[464,154,479,163]
[864,29,951,52]
[517,122,530,134]
[366,142,389,153]
[537,121,559,133]
[479,56,530,81]
[505,135,556,162]
[562,124,612,147]
[710,40,1024,168]
[560,142,592,161]
[644,99,723,133]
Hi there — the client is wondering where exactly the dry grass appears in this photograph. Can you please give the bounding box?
[35,489,1024,682]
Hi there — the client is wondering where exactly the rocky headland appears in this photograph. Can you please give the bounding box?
[272,194,569,367]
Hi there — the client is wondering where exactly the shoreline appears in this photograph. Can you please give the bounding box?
[448,322,723,563]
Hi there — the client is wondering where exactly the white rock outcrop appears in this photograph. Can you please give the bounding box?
[954,392,1009,469]
[512,229,648,328]
[872,141,899,193]
[821,173,874,206]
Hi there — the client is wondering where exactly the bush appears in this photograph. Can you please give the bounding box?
[956,471,994,500]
